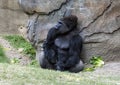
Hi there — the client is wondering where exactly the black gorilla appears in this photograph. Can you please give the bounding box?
[40,15,84,73]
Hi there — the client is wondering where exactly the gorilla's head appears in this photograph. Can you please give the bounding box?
[54,15,78,34]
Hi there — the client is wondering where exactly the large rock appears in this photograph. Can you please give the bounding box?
[0,0,28,34]
[18,0,67,14]
[19,0,120,62]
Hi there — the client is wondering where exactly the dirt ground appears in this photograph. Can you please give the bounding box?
[95,62,120,74]
[0,36,30,65]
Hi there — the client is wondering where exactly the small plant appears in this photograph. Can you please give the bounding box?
[0,45,9,63]
[10,58,20,64]
[4,35,36,59]
[90,56,104,67]
[84,56,104,72]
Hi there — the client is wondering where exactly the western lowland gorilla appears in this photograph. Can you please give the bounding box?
[39,15,84,73]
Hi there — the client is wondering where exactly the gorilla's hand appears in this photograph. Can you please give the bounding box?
[54,20,63,29]
[56,61,65,71]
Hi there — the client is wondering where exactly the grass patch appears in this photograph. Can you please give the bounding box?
[84,56,104,71]
[0,45,9,63]
[4,35,36,59]
[0,63,119,85]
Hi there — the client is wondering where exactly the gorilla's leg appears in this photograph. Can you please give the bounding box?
[64,35,84,72]
[56,49,69,71]
[69,60,84,73]
[39,53,56,70]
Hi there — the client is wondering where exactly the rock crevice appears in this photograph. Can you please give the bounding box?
[80,0,113,33]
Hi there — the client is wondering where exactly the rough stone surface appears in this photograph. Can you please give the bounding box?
[19,0,120,62]
[0,0,28,34]
[18,0,67,15]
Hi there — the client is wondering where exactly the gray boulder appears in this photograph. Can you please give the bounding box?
[19,0,120,62]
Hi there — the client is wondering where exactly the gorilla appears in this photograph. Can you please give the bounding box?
[39,15,84,73]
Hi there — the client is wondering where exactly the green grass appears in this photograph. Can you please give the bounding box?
[0,63,119,85]
[0,45,9,63]
[4,35,36,59]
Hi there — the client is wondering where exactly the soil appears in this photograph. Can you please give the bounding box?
[0,36,30,65]
[95,62,120,74]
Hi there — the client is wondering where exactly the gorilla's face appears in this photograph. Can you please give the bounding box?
[54,20,69,34]
[54,15,78,34]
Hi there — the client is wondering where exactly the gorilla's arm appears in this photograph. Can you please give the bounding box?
[43,26,60,64]
[46,27,59,44]
[43,41,57,64]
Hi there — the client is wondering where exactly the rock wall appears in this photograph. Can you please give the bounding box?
[0,0,28,34]
[19,0,120,62]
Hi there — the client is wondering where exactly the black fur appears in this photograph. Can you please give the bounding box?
[41,15,84,72]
